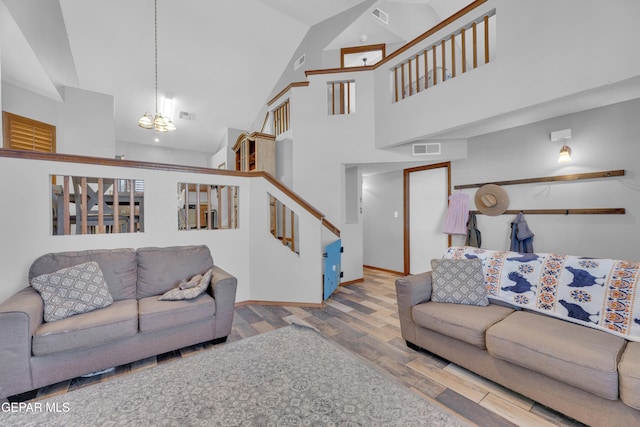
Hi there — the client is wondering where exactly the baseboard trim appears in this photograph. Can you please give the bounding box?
[235,300,324,308]
[363,265,404,275]
[340,278,364,287]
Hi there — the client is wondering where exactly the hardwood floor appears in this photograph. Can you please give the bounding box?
[11,268,585,426]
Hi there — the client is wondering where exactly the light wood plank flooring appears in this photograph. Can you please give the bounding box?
[11,268,586,426]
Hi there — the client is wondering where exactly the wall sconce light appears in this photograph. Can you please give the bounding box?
[550,128,572,162]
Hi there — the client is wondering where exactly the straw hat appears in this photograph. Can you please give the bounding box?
[474,184,509,216]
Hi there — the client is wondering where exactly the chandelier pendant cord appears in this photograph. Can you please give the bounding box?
[154,0,158,114]
[138,0,175,131]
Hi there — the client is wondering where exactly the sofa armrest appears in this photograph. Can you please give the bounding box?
[0,287,43,397]
[395,272,433,345]
[209,266,238,339]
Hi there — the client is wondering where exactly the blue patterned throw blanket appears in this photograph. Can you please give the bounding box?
[444,246,640,341]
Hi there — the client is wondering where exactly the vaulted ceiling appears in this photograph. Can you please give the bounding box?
[1,0,472,155]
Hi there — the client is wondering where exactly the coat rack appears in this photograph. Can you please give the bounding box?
[457,169,625,215]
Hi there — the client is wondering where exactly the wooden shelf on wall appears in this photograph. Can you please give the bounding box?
[458,169,626,216]
[454,169,625,190]
[471,208,625,215]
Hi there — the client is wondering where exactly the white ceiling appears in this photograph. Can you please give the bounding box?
[1,0,472,155]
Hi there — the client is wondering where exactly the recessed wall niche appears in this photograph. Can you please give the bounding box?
[51,175,144,235]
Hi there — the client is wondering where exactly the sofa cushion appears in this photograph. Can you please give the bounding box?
[29,248,137,301]
[412,301,514,349]
[30,261,114,322]
[431,258,488,306]
[486,311,625,400]
[32,299,138,356]
[138,293,215,333]
[619,342,640,409]
[159,269,212,301]
[137,245,214,299]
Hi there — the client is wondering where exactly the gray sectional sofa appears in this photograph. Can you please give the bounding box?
[396,247,640,427]
[0,245,237,399]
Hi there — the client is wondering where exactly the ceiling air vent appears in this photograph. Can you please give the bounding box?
[179,111,194,120]
[294,54,305,71]
[372,8,388,24]
[412,142,441,156]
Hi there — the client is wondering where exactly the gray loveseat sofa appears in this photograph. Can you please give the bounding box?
[396,247,640,426]
[0,245,237,399]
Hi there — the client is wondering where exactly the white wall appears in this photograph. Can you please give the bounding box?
[2,83,115,158]
[116,140,210,167]
[0,156,327,305]
[373,0,640,148]
[59,87,114,158]
[449,98,640,260]
[248,178,323,303]
[361,99,640,269]
[208,127,244,170]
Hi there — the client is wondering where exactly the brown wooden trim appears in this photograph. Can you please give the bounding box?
[0,149,341,237]
[461,29,467,73]
[484,14,490,64]
[305,65,372,76]
[454,170,625,189]
[339,277,365,287]
[375,0,487,70]
[235,300,323,308]
[321,218,341,238]
[362,265,404,276]
[472,208,625,215]
[0,148,249,176]
[267,81,309,106]
[340,44,386,68]
[403,162,451,275]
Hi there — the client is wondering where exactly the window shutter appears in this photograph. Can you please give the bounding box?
[2,111,56,153]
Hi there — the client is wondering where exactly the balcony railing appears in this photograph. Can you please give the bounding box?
[269,193,299,254]
[391,9,495,102]
[273,99,290,135]
[328,80,356,115]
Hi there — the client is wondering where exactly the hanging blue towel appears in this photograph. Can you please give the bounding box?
[510,212,534,253]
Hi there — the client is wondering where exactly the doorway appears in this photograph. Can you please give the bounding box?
[404,162,451,274]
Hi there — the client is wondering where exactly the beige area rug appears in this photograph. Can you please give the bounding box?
[1,324,466,426]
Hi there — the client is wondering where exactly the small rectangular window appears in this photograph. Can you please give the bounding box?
[327,81,355,115]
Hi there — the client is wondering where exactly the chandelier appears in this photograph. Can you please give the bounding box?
[138,0,176,132]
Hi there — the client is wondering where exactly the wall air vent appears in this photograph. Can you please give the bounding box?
[412,142,441,156]
[179,111,195,120]
[372,8,388,24]
[294,54,305,71]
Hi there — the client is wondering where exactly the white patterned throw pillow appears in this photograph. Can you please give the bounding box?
[159,269,213,301]
[30,261,114,322]
[430,258,488,306]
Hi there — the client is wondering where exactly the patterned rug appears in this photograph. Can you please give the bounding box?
[1,324,465,426]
